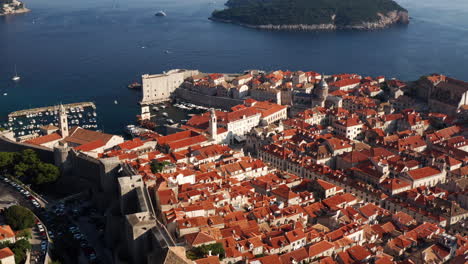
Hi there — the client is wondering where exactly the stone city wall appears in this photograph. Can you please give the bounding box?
[0,134,54,162]
[175,88,244,110]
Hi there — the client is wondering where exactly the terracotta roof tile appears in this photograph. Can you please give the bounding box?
[0,247,14,259]
[25,132,62,145]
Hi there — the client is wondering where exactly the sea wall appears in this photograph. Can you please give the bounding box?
[211,10,409,31]
[0,134,54,162]
[175,88,244,110]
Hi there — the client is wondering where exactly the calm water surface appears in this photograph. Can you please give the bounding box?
[1,0,467,133]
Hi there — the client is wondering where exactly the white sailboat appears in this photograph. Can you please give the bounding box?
[12,65,20,81]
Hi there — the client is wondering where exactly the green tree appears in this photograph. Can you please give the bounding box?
[32,163,60,185]
[4,205,35,230]
[0,152,14,170]
[187,243,225,260]
[11,239,31,264]
[13,162,29,178]
[150,161,171,173]
[13,238,31,251]
[6,149,60,186]
[16,149,40,165]
[0,239,31,264]
[16,229,32,239]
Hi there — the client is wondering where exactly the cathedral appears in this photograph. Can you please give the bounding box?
[311,76,329,107]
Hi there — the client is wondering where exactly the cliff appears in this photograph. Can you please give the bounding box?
[211,0,409,31]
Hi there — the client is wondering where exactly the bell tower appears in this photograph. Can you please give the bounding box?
[58,104,69,138]
[209,108,217,140]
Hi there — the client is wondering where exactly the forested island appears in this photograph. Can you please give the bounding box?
[0,0,29,16]
[211,0,409,31]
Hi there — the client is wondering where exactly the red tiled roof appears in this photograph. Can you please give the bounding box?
[25,132,62,145]
[74,139,105,152]
[308,241,334,257]
[157,130,196,145]
[0,247,14,259]
[381,178,411,191]
[280,248,309,264]
[347,245,371,261]
[407,167,441,180]
[251,254,282,264]
[194,256,220,264]
[330,78,361,88]
[0,225,15,240]
[316,179,336,190]
[118,138,144,150]
[65,127,115,146]
[247,101,287,118]
[185,232,216,247]
[326,138,352,150]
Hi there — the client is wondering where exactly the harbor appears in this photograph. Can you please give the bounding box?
[2,102,99,137]
[128,101,219,137]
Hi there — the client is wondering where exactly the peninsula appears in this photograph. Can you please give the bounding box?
[211,0,409,31]
[0,0,29,16]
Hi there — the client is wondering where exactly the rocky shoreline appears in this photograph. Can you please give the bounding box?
[210,10,409,31]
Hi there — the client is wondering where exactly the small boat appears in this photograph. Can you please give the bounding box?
[160,105,166,109]
[128,82,142,89]
[155,11,167,17]
[12,65,20,81]
[166,119,174,124]
[114,100,118,104]
[3,93,7,96]
[152,106,159,111]
[162,112,168,117]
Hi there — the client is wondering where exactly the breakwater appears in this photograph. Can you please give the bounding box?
[8,102,96,118]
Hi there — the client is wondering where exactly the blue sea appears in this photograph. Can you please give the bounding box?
[1,0,467,134]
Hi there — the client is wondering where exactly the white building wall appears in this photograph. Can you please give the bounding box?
[141,69,199,104]
[0,254,15,264]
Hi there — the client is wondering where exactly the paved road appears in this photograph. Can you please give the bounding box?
[75,214,113,263]
[0,181,48,263]
[1,177,111,264]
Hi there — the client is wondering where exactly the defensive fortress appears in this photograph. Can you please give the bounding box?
[140,69,199,105]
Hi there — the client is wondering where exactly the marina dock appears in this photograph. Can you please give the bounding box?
[3,102,99,138]
[8,102,96,118]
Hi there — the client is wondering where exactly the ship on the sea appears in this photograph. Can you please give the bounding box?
[155,11,167,17]
[128,82,142,89]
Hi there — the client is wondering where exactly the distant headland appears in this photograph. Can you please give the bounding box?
[0,0,30,16]
[210,0,409,31]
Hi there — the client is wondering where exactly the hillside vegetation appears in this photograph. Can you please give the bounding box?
[212,0,407,27]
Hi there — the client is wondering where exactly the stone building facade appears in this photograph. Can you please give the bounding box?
[141,69,199,104]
